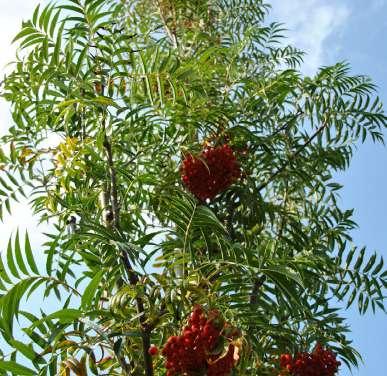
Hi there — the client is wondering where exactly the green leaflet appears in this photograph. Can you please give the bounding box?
[81,270,105,309]
[0,361,36,375]
[30,309,82,330]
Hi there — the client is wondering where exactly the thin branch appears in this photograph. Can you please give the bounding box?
[156,0,178,49]
[257,120,329,193]
[270,111,303,139]
[277,129,291,239]
[148,302,167,331]
[277,179,289,239]
[249,275,267,305]
[103,135,154,376]
[103,138,120,229]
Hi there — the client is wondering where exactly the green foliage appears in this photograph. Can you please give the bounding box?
[0,0,387,375]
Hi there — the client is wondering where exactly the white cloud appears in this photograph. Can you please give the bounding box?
[269,0,350,75]
[0,0,44,252]
[0,199,47,251]
[0,0,42,131]
[0,0,42,71]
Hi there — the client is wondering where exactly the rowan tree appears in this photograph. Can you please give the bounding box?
[0,1,386,375]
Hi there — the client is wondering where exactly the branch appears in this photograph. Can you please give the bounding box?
[277,179,289,239]
[103,138,120,229]
[257,120,329,193]
[103,136,154,376]
[156,0,178,49]
[249,275,267,305]
[269,111,303,138]
[148,302,167,331]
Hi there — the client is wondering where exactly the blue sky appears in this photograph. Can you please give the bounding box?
[270,1,387,374]
[0,1,387,375]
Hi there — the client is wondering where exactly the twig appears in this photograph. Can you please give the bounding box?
[103,135,154,376]
[257,120,329,193]
[156,0,178,48]
[103,138,120,229]
[148,303,167,331]
[249,275,267,305]
[277,179,289,239]
[270,111,303,138]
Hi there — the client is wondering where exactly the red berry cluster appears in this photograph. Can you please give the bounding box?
[161,305,239,376]
[207,344,236,376]
[279,344,341,376]
[181,144,241,201]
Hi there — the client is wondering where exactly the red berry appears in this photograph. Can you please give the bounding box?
[148,345,158,356]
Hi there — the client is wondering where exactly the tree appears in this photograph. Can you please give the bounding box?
[0,0,386,375]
